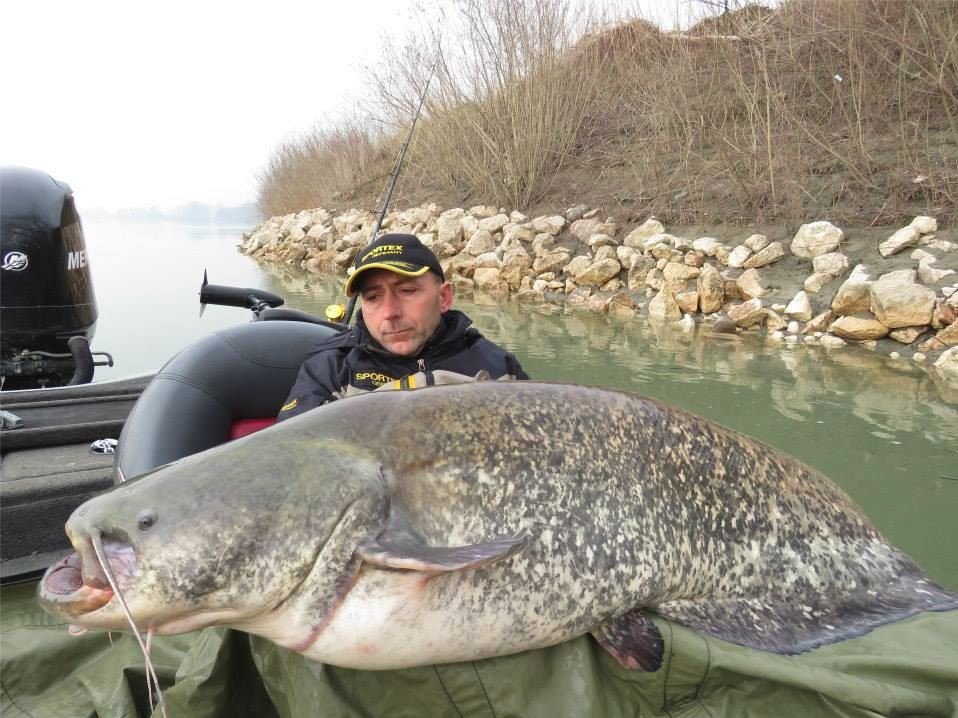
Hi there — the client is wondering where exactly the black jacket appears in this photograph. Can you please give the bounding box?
[277,310,528,421]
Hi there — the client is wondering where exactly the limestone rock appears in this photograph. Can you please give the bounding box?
[575,258,622,286]
[676,290,699,314]
[743,242,785,269]
[736,268,767,299]
[503,224,536,244]
[474,267,505,290]
[622,218,665,249]
[697,264,725,313]
[917,261,956,285]
[870,276,936,328]
[804,272,834,294]
[934,322,958,347]
[934,346,958,383]
[728,298,765,327]
[764,309,788,331]
[784,291,813,321]
[831,265,872,315]
[478,213,509,233]
[878,226,920,257]
[888,326,925,344]
[812,252,849,277]
[648,285,682,321]
[588,233,617,249]
[663,262,700,283]
[564,255,593,278]
[745,234,770,252]
[692,237,723,257]
[801,311,833,335]
[464,230,497,256]
[829,315,890,340]
[445,253,478,278]
[531,233,556,256]
[436,208,466,245]
[685,250,706,268]
[910,215,937,234]
[469,205,499,218]
[790,221,843,259]
[533,250,572,275]
[532,215,566,235]
[474,251,501,269]
[819,335,847,349]
[911,249,937,263]
[727,245,752,268]
[570,218,602,242]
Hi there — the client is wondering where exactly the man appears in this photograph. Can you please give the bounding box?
[277,233,528,421]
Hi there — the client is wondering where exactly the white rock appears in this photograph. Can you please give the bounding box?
[820,334,847,348]
[727,245,753,269]
[910,215,937,234]
[812,252,849,277]
[784,290,813,321]
[933,346,958,382]
[478,213,510,233]
[790,221,843,259]
[531,215,566,235]
[804,272,834,294]
[870,276,937,328]
[878,226,920,257]
[743,242,785,269]
[622,218,665,249]
[692,237,723,257]
[918,262,956,285]
[744,234,770,252]
[464,230,497,256]
[910,249,937,263]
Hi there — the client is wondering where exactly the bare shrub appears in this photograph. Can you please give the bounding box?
[367,0,608,209]
[257,119,392,218]
[602,0,958,223]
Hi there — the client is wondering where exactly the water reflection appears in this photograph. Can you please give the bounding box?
[257,263,958,588]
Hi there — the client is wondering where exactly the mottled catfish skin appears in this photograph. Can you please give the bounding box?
[37,382,958,671]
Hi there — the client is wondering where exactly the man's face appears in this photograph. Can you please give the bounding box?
[358,270,453,356]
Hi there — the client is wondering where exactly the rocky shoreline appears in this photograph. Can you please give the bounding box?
[240,204,958,386]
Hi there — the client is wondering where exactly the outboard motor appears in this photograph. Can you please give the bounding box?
[0,167,111,390]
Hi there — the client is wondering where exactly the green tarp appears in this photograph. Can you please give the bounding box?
[3,581,957,718]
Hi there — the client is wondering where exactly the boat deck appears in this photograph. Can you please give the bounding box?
[0,376,151,582]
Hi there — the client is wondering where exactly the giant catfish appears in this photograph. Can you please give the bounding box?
[38,382,958,671]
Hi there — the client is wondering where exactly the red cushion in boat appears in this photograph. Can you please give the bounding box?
[230,417,276,440]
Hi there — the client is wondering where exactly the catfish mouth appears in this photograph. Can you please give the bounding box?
[39,538,137,620]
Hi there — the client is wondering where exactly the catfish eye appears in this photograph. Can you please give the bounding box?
[137,509,157,531]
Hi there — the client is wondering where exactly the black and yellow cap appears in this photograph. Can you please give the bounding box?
[344,233,445,297]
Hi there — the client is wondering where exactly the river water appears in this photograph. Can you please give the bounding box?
[83,218,958,589]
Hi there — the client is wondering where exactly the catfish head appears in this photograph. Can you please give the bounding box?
[37,428,388,636]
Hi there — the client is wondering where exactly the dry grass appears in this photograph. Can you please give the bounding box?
[258,0,958,226]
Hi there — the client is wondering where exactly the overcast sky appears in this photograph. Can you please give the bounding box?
[1,0,693,212]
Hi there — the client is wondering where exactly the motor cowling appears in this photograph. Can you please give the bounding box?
[1,167,99,388]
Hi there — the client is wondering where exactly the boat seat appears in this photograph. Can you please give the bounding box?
[114,320,340,482]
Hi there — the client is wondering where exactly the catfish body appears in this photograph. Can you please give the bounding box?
[38,382,958,671]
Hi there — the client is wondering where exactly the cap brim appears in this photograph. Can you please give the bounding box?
[344,262,431,296]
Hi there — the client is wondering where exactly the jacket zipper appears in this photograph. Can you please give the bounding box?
[418,359,426,371]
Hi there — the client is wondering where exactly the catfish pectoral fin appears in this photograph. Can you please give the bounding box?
[591,609,664,672]
[359,532,528,573]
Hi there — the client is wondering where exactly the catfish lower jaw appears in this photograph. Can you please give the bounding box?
[39,552,115,617]
[38,540,138,621]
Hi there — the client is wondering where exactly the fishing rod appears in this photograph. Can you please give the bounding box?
[339,51,441,326]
